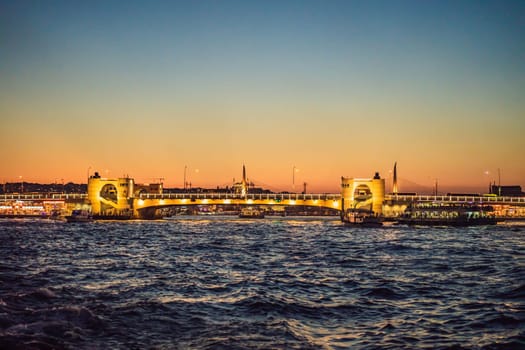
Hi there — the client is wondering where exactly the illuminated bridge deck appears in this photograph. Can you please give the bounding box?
[138,193,341,201]
[1,193,524,206]
[135,193,344,211]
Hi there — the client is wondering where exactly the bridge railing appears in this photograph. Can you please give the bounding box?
[2,192,524,205]
[138,192,341,201]
[385,194,525,204]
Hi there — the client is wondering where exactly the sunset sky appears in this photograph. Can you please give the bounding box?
[1,0,524,193]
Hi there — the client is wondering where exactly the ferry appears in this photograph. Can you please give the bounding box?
[396,203,498,227]
[239,207,265,219]
[342,209,383,227]
[65,209,94,223]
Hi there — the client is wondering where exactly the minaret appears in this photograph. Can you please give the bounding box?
[392,162,398,195]
[241,164,247,197]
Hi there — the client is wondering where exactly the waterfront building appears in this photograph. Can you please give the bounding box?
[490,184,524,197]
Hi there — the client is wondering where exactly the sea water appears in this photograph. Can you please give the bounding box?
[0,217,524,349]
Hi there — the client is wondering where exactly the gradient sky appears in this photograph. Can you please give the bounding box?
[1,0,524,193]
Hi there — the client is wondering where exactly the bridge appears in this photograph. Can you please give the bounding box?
[2,191,525,219]
[80,172,388,219]
[135,193,525,219]
[2,192,524,206]
[1,166,524,219]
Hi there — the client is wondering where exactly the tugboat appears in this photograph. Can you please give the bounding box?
[342,208,383,227]
[239,207,265,219]
[65,209,94,223]
[396,203,498,226]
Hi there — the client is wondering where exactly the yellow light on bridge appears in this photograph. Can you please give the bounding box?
[138,199,144,206]
[246,199,254,204]
[223,199,231,204]
[332,200,339,208]
[159,199,165,205]
[202,199,209,204]
[181,199,187,204]
[290,200,296,205]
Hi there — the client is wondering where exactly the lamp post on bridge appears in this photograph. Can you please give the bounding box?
[484,170,490,194]
[184,165,187,191]
[194,169,200,190]
[292,166,299,193]
[184,167,199,191]
[498,168,501,196]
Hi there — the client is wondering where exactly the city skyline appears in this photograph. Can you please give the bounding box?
[1,1,524,192]
[0,163,517,196]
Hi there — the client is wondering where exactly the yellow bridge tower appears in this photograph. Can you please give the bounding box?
[340,172,385,215]
[87,172,134,217]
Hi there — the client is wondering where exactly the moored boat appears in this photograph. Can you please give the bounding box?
[396,216,498,226]
[65,209,93,223]
[396,203,498,226]
[92,214,132,220]
[239,207,265,219]
[342,209,383,227]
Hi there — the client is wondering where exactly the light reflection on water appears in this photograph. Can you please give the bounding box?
[0,217,524,349]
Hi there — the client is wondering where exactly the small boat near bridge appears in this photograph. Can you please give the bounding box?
[65,209,93,223]
[239,207,265,219]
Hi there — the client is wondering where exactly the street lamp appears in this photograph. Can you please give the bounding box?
[194,169,200,190]
[292,166,297,192]
[184,167,200,191]
[484,170,490,193]
[184,165,187,191]
[498,168,502,196]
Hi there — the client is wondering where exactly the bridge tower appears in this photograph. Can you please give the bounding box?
[87,172,134,216]
[341,172,385,215]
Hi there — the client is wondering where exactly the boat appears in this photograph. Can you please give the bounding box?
[396,203,498,226]
[92,214,132,220]
[342,209,383,227]
[239,207,265,219]
[65,209,93,223]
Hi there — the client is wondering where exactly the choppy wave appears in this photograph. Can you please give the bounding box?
[1,218,524,349]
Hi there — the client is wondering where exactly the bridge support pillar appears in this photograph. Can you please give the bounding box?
[136,207,161,220]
